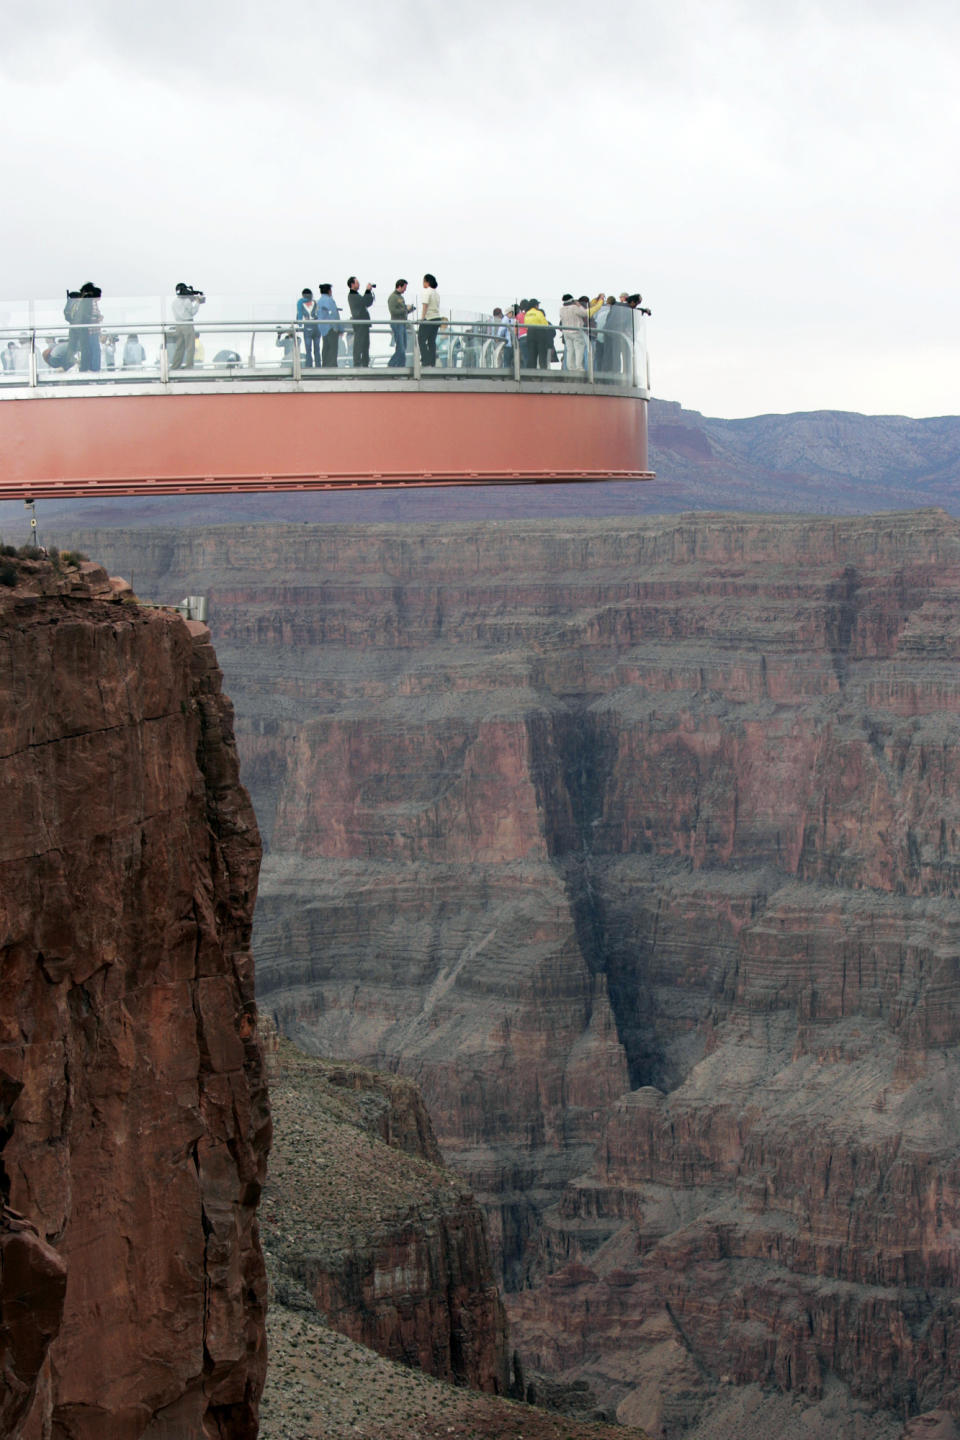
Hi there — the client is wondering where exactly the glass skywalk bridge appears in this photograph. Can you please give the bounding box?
[0,299,653,499]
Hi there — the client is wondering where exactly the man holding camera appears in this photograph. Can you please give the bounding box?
[171,282,205,369]
[347,277,375,367]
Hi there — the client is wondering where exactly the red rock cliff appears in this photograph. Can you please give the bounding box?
[0,556,269,1438]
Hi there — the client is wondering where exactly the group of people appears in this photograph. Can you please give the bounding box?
[293,274,443,369]
[293,278,650,373]
[488,292,651,374]
[4,276,651,378]
[17,282,146,374]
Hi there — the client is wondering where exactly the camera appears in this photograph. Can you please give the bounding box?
[176,283,206,301]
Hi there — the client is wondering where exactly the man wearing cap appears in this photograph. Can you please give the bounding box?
[559,293,585,371]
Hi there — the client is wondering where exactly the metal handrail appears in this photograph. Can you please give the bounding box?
[0,313,649,392]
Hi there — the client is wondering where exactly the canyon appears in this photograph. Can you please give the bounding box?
[0,549,550,1440]
[65,508,960,1437]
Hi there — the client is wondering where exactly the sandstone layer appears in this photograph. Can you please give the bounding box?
[0,555,269,1438]
[63,511,960,1434]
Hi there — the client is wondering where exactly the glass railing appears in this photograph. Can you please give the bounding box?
[0,296,649,393]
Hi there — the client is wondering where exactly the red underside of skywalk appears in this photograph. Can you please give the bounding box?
[0,388,652,499]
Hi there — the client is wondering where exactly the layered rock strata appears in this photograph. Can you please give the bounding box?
[260,1033,509,1393]
[63,511,960,1433]
[0,556,269,1438]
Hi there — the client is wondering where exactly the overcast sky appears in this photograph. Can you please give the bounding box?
[1,0,958,418]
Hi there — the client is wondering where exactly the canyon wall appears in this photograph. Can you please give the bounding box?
[66,510,960,1435]
[0,556,269,1438]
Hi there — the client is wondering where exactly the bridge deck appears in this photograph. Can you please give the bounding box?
[0,379,652,500]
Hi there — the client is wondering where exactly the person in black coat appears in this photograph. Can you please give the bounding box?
[346,276,375,366]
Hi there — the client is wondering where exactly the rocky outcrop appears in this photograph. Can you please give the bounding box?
[0,555,269,1437]
[260,1033,508,1393]
[0,1206,66,1437]
[59,511,960,1435]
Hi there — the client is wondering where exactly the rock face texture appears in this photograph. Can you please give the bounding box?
[62,510,960,1435]
[0,556,269,1438]
[0,1206,66,1438]
[260,1033,509,1395]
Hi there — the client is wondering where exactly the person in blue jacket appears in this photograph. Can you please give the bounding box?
[317,283,342,369]
[297,288,321,367]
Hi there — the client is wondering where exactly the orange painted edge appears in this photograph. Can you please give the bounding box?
[1,388,650,497]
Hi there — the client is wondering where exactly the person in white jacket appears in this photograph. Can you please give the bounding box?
[559,293,585,371]
[171,282,205,369]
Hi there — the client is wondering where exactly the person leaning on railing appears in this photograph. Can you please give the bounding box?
[599,292,650,376]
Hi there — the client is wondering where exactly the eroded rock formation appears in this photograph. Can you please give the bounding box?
[260,1031,509,1394]
[0,556,269,1438]
[63,511,960,1434]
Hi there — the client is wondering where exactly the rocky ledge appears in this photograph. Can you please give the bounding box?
[260,1029,509,1394]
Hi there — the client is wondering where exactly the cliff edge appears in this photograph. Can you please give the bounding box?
[0,554,269,1438]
